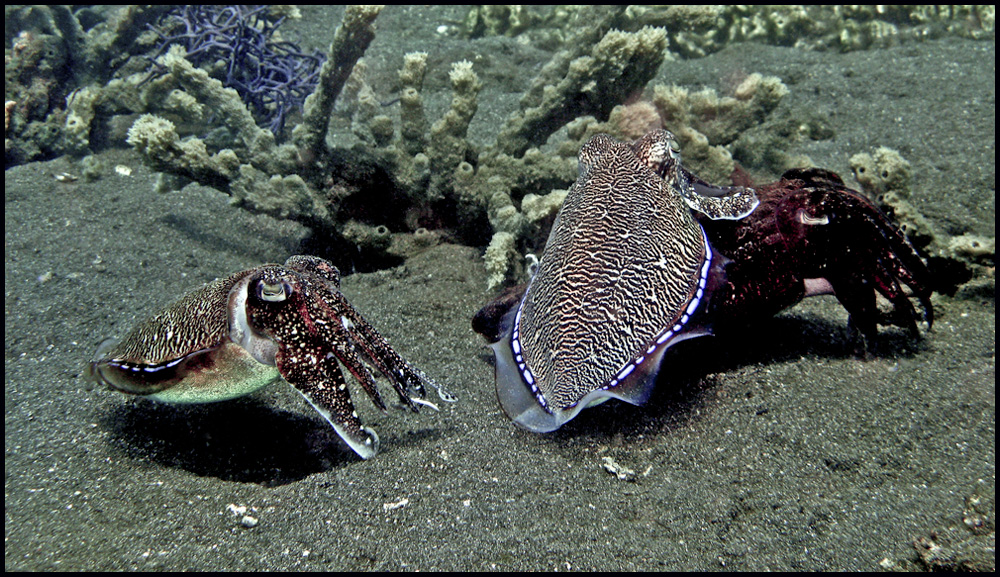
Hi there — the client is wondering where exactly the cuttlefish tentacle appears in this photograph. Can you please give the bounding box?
[270,322,381,459]
[242,265,395,459]
[276,256,392,410]
[288,255,454,407]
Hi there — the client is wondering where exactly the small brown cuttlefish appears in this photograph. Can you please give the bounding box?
[88,255,454,459]
[490,130,758,432]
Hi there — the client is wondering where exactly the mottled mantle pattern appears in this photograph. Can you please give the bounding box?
[516,133,708,411]
[497,130,757,432]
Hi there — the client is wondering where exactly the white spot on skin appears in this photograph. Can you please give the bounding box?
[797,209,829,226]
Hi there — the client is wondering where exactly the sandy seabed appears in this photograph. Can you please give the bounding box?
[6,6,994,571]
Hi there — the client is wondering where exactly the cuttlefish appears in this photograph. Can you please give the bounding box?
[88,255,454,459]
[489,130,758,432]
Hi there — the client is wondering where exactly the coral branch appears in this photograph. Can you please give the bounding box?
[496,26,668,157]
[295,5,383,157]
[126,114,238,191]
[397,52,428,156]
[156,46,276,161]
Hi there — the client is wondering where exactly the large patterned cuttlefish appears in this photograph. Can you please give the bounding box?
[490,130,758,432]
[88,255,454,459]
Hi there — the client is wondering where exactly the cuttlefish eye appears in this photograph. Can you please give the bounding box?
[255,278,293,303]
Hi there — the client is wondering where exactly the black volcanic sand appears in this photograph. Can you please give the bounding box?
[5,6,994,571]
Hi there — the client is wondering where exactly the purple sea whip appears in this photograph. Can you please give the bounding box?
[148,5,325,137]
